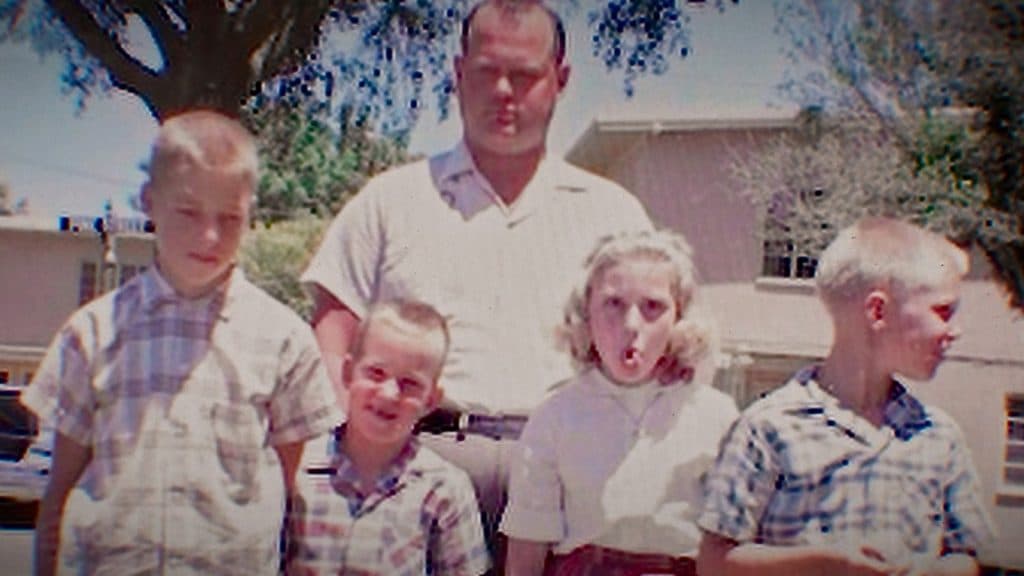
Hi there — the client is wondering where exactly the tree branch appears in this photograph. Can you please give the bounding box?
[238,0,333,82]
[45,0,161,106]
[122,0,181,68]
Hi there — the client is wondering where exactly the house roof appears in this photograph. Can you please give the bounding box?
[564,105,799,172]
[0,216,65,234]
[0,215,152,239]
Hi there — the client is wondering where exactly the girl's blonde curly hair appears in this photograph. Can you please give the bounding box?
[559,229,716,375]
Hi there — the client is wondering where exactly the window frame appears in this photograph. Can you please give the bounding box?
[1003,393,1024,492]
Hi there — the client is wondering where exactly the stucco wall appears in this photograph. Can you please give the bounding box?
[600,128,787,284]
[0,229,104,347]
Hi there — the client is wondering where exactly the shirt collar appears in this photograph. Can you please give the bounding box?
[138,265,241,320]
[434,139,479,189]
[328,425,422,501]
[796,365,932,441]
[585,366,664,397]
[432,140,583,222]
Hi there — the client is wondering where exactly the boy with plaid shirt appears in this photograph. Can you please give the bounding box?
[23,110,341,575]
[697,218,993,576]
[287,299,488,575]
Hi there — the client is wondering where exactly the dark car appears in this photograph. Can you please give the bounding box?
[0,388,47,527]
[0,388,37,462]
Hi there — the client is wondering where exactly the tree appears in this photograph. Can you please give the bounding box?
[244,103,409,224]
[237,215,329,320]
[732,108,1011,279]
[1,0,736,133]
[768,0,1024,310]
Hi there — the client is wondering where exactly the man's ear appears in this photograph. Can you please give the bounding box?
[139,182,153,214]
[864,289,889,329]
[453,54,465,86]
[556,63,571,93]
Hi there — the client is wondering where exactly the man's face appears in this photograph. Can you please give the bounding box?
[143,165,251,298]
[343,318,444,450]
[883,276,962,381]
[455,4,569,159]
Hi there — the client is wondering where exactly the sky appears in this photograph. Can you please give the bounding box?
[0,1,794,220]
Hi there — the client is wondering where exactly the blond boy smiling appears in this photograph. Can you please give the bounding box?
[288,300,488,575]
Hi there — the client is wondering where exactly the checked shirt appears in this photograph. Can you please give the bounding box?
[698,365,993,565]
[23,267,340,575]
[287,428,489,575]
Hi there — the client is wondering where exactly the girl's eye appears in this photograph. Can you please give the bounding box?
[604,296,624,310]
[643,299,668,315]
[177,208,198,218]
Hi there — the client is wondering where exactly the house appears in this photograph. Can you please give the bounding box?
[566,108,1024,569]
[0,214,155,390]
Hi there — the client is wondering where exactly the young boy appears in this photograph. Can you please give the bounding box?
[697,217,993,576]
[286,299,489,575]
[22,110,341,576]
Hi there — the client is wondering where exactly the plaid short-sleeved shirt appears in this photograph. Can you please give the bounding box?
[287,427,490,576]
[22,267,341,575]
[698,366,994,564]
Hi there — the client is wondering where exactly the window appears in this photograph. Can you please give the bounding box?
[762,234,819,279]
[761,215,819,280]
[761,189,826,280]
[1005,395,1024,487]
[79,262,98,304]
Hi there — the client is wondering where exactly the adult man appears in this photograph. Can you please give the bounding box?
[302,0,652,550]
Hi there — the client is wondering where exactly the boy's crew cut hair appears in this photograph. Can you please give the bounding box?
[349,298,451,368]
[816,216,969,308]
[147,109,259,186]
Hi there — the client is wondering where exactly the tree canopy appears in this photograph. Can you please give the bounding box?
[764,0,1023,310]
[237,215,328,321]
[244,103,409,224]
[1,0,736,134]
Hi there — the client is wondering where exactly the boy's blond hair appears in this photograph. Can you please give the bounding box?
[561,230,715,374]
[349,299,451,378]
[816,217,969,309]
[147,110,259,186]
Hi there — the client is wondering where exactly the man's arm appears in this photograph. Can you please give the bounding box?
[309,286,361,388]
[35,432,92,576]
[505,538,549,576]
[697,531,896,576]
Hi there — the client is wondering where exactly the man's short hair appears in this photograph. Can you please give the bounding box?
[147,109,259,186]
[816,217,969,307]
[461,0,567,64]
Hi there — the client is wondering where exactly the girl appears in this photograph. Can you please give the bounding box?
[501,230,739,576]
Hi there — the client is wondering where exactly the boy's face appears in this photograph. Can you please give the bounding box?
[882,275,962,381]
[343,317,444,450]
[143,165,252,298]
[587,258,677,386]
